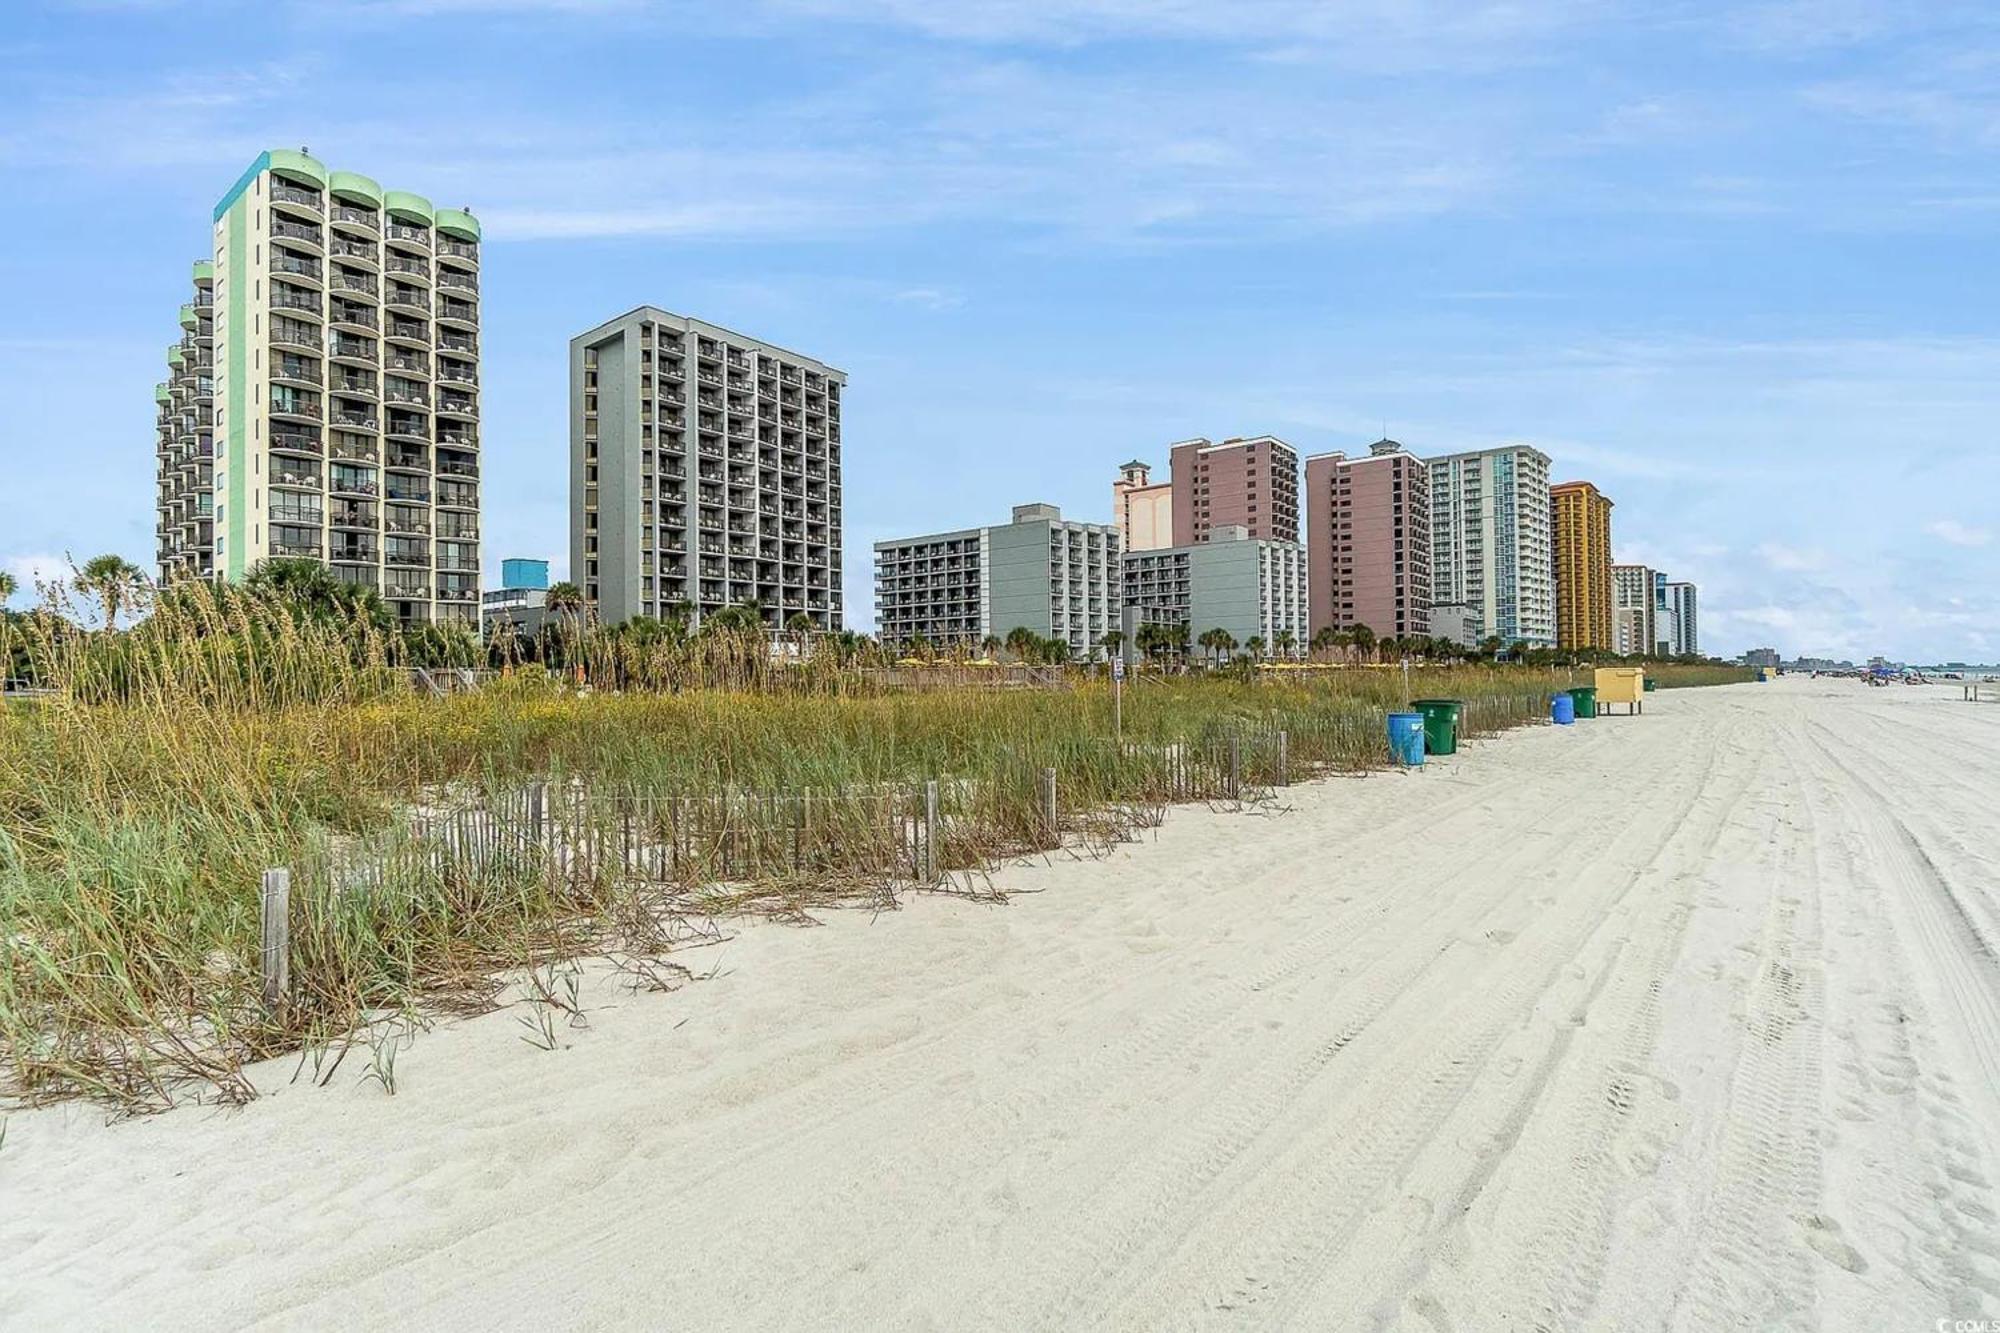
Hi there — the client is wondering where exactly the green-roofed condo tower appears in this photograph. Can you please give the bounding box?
[161,148,484,628]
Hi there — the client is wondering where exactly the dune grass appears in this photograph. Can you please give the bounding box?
[0,588,1750,1110]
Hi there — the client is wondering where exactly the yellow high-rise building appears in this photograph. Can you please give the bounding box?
[1551,480,1614,650]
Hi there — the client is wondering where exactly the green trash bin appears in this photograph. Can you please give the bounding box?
[1410,698,1463,755]
[1566,686,1598,719]
[1643,678,1658,693]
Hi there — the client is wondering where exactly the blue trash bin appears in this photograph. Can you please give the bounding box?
[1552,693,1576,725]
[1387,712,1426,766]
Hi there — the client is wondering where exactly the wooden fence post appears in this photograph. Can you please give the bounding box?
[260,867,291,1013]
[1040,767,1058,844]
[1277,730,1289,787]
[924,779,939,882]
[1229,734,1242,800]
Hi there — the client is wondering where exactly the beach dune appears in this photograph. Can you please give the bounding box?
[4,679,1997,1329]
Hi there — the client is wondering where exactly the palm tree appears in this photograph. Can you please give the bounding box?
[980,633,1002,661]
[1004,626,1038,662]
[1350,622,1377,664]
[0,570,15,609]
[785,610,815,660]
[1100,629,1125,662]
[77,554,145,631]
[544,580,585,620]
[1245,634,1266,662]
[1274,628,1296,661]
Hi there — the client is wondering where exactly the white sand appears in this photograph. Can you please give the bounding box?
[5,679,1999,1330]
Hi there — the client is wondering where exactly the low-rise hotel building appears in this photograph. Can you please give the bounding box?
[1120,525,1308,655]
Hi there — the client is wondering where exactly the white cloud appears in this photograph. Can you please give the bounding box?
[1756,542,1828,573]
[1928,518,1993,547]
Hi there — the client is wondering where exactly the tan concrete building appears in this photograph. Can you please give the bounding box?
[1168,436,1299,545]
[1303,439,1431,641]
[1551,480,1615,650]
[572,308,844,630]
[1112,459,1173,552]
[194,148,483,627]
[1612,563,1658,655]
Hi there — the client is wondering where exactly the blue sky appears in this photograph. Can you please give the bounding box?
[4,0,1998,661]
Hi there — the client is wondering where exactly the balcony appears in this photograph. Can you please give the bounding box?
[436,394,477,419]
[385,382,430,407]
[271,181,323,214]
[385,287,430,313]
[331,409,379,432]
[329,543,378,564]
[385,254,430,283]
[436,361,476,387]
[330,437,378,463]
[436,270,477,296]
[329,236,377,266]
[385,578,431,600]
[271,466,322,489]
[270,397,322,422]
[436,458,478,479]
[438,331,477,356]
[438,238,478,264]
[386,511,431,535]
[329,305,379,332]
[271,288,320,317]
[270,429,322,456]
[271,217,323,251]
[328,335,377,364]
[272,360,322,387]
[386,349,429,375]
[271,252,322,284]
[436,427,477,449]
[331,204,379,232]
[386,222,431,250]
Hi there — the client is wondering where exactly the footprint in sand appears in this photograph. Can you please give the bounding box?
[1798,1214,1868,1274]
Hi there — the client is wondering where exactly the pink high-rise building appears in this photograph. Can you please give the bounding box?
[1112,459,1173,552]
[1304,439,1431,640]
[1168,436,1299,546]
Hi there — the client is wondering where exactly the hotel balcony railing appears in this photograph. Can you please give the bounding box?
[438,332,477,355]
[386,580,431,599]
[331,204,378,231]
[331,306,379,330]
[437,270,477,294]
[272,253,322,281]
[386,350,429,374]
[272,218,323,247]
[385,255,429,280]
[332,272,379,297]
[386,222,431,248]
[438,238,478,263]
[332,410,379,431]
[271,290,320,315]
[387,288,430,311]
[436,363,476,386]
[272,182,322,212]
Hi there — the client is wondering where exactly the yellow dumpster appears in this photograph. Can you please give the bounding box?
[1593,666,1646,715]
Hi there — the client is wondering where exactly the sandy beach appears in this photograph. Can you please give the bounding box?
[4,677,1997,1330]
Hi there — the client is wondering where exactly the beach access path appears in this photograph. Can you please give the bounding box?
[5,678,1998,1330]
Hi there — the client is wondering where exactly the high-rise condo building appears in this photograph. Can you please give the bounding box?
[1121,524,1307,655]
[1302,439,1431,641]
[156,261,216,582]
[1112,459,1173,552]
[1550,480,1614,650]
[572,308,843,630]
[1427,445,1555,648]
[1612,563,1657,656]
[192,149,483,626]
[1665,581,1699,656]
[1169,436,1300,545]
[875,504,1119,660]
